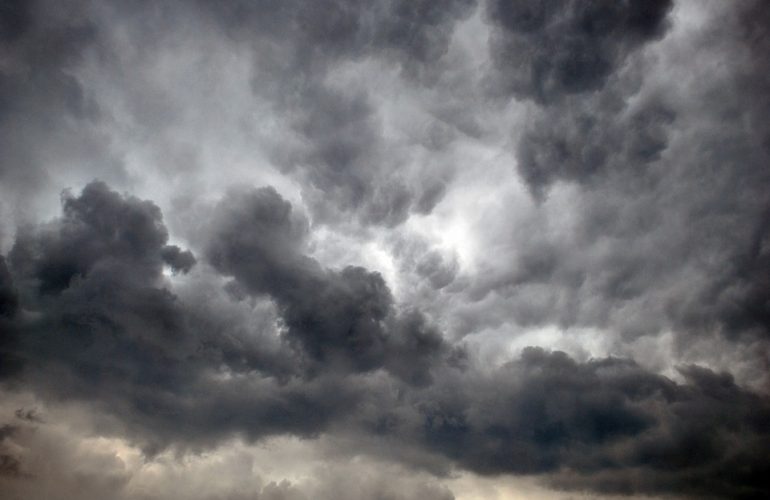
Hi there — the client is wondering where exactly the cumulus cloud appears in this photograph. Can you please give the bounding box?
[207,186,452,384]
[1,183,366,450]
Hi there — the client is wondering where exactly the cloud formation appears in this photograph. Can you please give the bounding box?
[2,182,769,499]
[485,0,673,103]
[207,186,451,383]
[1,0,769,499]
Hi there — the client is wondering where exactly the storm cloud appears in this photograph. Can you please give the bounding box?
[485,0,673,103]
[206,185,451,383]
[1,1,769,499]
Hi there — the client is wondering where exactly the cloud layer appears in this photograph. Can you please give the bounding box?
[1,0,769,499]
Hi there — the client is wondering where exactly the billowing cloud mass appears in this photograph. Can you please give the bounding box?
[1,0,769,499]
[486,0,673,102]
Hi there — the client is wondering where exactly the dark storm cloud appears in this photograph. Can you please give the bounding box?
[0,257,17,319]
[2,1,770,499]
[0,181,446,451]
[485,0,673,103]
[207,186,451,384]
[197,0,476,226]
[264,78,434,227]
[159,245,196,275]
[1,181,770,498]
[517,92,675,194]
[202,0,477,78]
[0,0,123,231]
[0,0,96,123]
[9,181,190,294]
[274,83,461,227]
[0,256,21,378]
[0,183,356,449]
[494,0,677,192]
[456,0,770,365]
[0,0,474,233]
[673,0,770,345]
[396,348,770,498]
[426,3,770,487]
[5,181,197,404]
[277,85,413,226]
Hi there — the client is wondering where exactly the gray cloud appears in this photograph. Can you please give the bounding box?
[0,181,769,498]
[0,183,372,451]
[385,348,770,498]
[1,1,770,498]
[207,186,452,384]
[446,0,770,382]
[0,257,17,320]
[202,0,477,79]
[0,256,21,379]
[9,181,193,294]
[485,0,673,103]
[0,409,457,500]
[517,92,675,194]
[0,0,127,246]
[185,0,478,228]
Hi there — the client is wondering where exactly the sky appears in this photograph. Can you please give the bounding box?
[0,0,769,499]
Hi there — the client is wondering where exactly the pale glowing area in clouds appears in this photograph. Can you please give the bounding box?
[0,394,616,500]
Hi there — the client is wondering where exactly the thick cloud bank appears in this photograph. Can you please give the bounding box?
[1,0,770,499]
[2,181,769,498]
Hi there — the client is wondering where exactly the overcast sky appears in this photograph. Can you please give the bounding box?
[1,1,769,499]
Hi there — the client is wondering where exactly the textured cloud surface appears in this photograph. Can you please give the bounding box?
[1,1,769,499]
